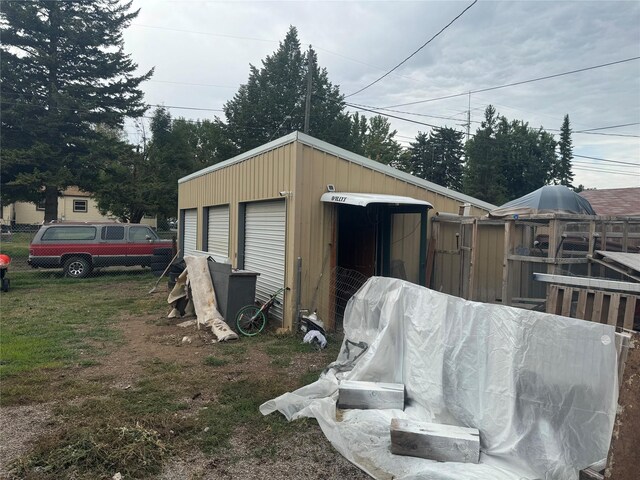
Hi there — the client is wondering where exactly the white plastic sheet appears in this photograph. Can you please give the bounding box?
[261,278,618,480]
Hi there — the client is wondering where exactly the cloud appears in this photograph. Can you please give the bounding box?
[123,0,640,189]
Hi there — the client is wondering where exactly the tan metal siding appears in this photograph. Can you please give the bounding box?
[178,139,490,330]
[178,143,297,328]
[292,144,490,328]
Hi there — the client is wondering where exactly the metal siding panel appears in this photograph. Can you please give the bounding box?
[207,205,230,260]
[245,200,286,320]
[183,209,197,257]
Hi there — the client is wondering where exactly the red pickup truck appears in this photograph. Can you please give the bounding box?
[28,223,173,278]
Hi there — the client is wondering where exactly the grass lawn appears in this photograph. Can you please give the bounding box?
[0,271,353,479]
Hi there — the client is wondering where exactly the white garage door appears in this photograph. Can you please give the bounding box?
[244,200,286,320]
[182,209,197,257]
[207,205,230,262]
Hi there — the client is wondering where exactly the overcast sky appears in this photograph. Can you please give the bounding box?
[122,0,640,190]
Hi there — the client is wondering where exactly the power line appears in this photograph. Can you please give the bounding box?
[384,56,640,108]
[347,102,469,123]
[347,100,639,138]
[345,102,445,130]
[346,0,478,98]
[575,122,640,133]
[573,154,639,167]
[150,104,224,112]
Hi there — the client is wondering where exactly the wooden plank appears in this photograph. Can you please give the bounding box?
[623,295,636,331]
[532,273,640,294]
[588,220,596,278]
[502,221,512,306]
[606,332,640,480]
[579,458,606,480]
[390,418,480,464]
[592,291,604,323]
[607,293,620,327]
[468,219,478,301]
[337,380,404,410]
[508,255,588,264]
[561,287,573,317]
[425,237,436,289]
[591,255,640,283]
[547,285,559,314]
[576,289,588,320]
[615,333,631,384]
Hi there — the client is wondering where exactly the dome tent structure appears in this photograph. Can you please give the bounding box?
[489,185,596,218]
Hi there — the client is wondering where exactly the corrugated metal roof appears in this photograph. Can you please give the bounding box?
[579,187,640,216]
[179,131,496,211]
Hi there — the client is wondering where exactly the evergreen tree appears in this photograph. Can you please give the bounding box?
[463,106,507,203]
[556,114,575,187]
[363,115,403,165]
[224,27,347,152]
[1,1,152,221]
[405,128,464,190]
[463,106,557,204]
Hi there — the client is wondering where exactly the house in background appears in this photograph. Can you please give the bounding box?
[579,187,640,216]
[0,186,157,228]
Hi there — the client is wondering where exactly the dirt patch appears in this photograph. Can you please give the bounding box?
[1,296,369,479]
[0,403,53,475]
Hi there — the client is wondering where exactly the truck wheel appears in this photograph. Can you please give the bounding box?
[64,257,92,278]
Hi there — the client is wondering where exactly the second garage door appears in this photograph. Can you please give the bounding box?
[244,200,286,320]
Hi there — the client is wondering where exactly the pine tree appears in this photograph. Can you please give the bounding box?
[463,106,557,204]
[363,116,403,165]
[1,1,152,222]
[224,27,347,152]
[556,114,575,187]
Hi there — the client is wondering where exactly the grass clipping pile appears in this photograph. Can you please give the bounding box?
[11,423,166,479]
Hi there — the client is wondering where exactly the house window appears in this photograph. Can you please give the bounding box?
[73,199,88,213]
[36,200,46,211]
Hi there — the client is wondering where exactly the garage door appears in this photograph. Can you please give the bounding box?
[182,209,197,257]
[207,205,229,262]
[244,200,286,320]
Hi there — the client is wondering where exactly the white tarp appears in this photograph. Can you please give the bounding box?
[261,277,618,480]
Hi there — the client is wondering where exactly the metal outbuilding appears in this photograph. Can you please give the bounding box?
[177,131,495,331]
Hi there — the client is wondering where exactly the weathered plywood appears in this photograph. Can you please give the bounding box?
[390,418,480,463]
[337,380,404,410]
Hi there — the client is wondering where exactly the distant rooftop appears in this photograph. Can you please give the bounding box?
[579,187,640,216]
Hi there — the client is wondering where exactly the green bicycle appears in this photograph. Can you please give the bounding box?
[235,287,288,336]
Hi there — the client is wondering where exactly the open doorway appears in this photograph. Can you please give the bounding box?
[331,204,380,326]
[337,204,378,277]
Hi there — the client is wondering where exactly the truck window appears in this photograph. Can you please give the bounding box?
[102,225,125,240]
[41,226,96,241]
[129,226,157,242]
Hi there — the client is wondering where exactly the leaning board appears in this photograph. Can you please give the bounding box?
[337,380,405,410]
[390,418,480,463]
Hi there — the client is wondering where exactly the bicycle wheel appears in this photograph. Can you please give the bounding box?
[236,305,267,336]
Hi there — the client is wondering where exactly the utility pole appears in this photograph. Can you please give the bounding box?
[466,91,471,142]
[304,45,313,134]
